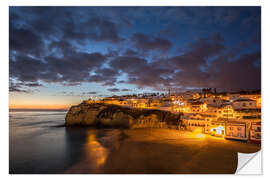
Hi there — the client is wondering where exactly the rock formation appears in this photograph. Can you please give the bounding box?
[65,102,182,129]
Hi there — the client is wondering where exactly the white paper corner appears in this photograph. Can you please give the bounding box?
[235,151,262,175]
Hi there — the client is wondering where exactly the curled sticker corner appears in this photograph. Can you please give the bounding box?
[236,151,261,174]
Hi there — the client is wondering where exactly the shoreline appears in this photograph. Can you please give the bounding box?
[65,128,260,174]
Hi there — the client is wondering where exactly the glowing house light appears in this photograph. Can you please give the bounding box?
[210,126,225,136]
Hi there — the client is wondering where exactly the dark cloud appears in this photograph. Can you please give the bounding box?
[10,52,107,85]
[9,25,45,57]
[61,17,123,45]
[9,84,29,93]
[107,88,120,92]
[9,7,261,94]
[106,48,119,58]
[207,52,261,90]
[9,80,42,93]
[187,34,225,58]
[48,40,75,56]
[10,55,47,82]
[89,68,120,86]
[87,91,97,95]
[109,33,260,91]
[45,52,106,83]
[170,34,225,73]
[110,56,147,72]
[117,80,126,83]
[9,30,260,93]
[168,52,260,91]
[86,17,123,43]
[23,82,43,87]
[166,35,260,90]
[163,7,245,27]
[131,33,172,52]
[110,56,174,89]
[122,49,138,56]
[121,89,130,92]
[9,8,124,58]
[102,81,116,86]
[61,91,75,96]
[60,91,98,96]
[158,28,178,38]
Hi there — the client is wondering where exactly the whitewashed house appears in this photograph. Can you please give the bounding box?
[203,114,218,134]
[207,119,226,137]
[182,114,206,131]
[232,98,257,110]
[225,121,248,141]
[189,101,207,113]
[229,93,240,101]
[250,122,261,143]
[199,97,223,106]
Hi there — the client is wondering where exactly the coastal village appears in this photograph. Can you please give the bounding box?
[85,89,261,143]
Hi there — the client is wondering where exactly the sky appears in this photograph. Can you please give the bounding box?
[9,7,261,109]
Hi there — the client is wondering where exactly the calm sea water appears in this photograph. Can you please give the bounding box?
[9,111,121,174]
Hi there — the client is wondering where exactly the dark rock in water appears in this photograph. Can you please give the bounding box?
[65,103,182,129]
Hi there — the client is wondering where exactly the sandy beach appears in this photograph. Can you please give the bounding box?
[66,128,260,174]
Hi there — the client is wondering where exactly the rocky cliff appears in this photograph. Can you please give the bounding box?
[65,102,182,129]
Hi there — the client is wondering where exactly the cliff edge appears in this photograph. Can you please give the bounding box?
[65,102,182,128]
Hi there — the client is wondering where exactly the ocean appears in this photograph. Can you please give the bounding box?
[9,111,123,174]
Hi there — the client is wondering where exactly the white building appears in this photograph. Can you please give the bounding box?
[178,91,200,100]
[188,102,207,113]
[203,114,218,134]
[206,105,219,115]
[199,97,223,106]
[225,121,248,141]
[229,93,240,101]
[250,122,261,143]
[232,98,257,110]
[205,119,226,137]
[239,94,261,108]
[182,114,206,131]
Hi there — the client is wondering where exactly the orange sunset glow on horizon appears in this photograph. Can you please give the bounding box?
[9,103,71,110]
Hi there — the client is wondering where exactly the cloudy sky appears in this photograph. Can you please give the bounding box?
[9,7,261,109]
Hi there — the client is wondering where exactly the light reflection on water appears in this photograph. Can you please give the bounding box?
[65,130,110,173]
[86,132,109,168]
[9,111,119,174]
[65,129,123,173]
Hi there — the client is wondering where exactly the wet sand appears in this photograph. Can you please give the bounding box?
[66,129,260,174]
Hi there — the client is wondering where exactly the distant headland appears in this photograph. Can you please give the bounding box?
[65,102,182,129]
